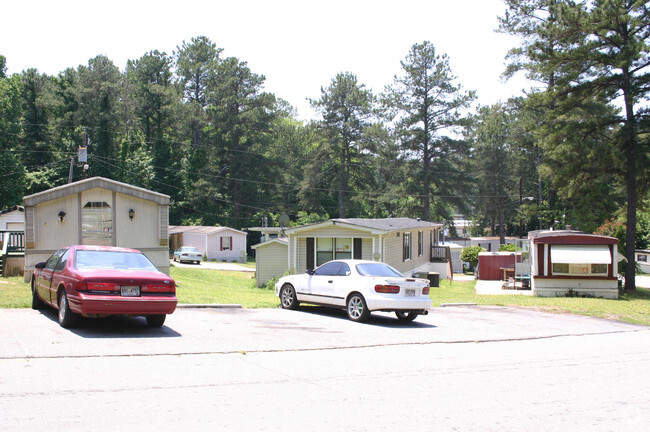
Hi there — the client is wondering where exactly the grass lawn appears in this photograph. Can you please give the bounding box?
[171,267,277,307]
[2,269,649,325]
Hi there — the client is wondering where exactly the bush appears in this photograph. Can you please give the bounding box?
[498,243,516,252]
[460,245,486,268]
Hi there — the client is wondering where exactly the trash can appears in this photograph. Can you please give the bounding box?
[414,272,439,287]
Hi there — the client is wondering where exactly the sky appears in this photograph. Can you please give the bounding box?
[1,0,533,120]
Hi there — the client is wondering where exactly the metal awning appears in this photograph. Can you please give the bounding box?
[551,245,611,264]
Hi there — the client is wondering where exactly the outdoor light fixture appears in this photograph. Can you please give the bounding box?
[128,209,135,220]
[58,211,66,222]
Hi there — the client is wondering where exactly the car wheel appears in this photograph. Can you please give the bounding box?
[146,314,166,327]
[31,280,45,310]
[395,311,418,322]
[280,284,299,310]
[57,291,77,328]
[347,293,370,322]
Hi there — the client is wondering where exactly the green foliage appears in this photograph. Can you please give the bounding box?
[460,245,486,266]
[498,243,516,252]
[307,72,375,218]
[382,41,476,221]
[499,0,650,290]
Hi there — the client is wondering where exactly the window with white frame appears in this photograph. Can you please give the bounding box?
[316,238,352,266]
[81,201,112,246]
[418,231,423,257]
[551,245,610,276]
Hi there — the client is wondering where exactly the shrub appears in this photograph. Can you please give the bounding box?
[460,245,486,268]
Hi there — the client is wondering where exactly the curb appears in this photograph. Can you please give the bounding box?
[439,303,478,307]
[177,304,243,309]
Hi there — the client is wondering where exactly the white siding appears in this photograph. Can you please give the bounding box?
[532,278,618,299]
[0,211,25,231]
[206,231,247,262]
[115,194,160,249]
[34,195,80,250]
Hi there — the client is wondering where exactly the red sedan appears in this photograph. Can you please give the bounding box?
[31,245,177,328]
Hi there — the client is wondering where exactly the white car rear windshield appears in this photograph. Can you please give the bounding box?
[356,263,404,277]
[75,250,158,271]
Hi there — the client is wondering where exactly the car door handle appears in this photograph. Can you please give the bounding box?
[328,280,333,283]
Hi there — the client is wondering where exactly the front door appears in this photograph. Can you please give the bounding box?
[36,248,66,305]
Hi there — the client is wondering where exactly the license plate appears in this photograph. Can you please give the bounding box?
[121,286,140,297]
[405,289,415,297]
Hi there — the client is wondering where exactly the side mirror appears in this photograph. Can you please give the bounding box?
[305,269,314,275]
[35,262,46,269]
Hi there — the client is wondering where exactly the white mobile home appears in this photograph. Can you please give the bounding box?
[169,226,247,263]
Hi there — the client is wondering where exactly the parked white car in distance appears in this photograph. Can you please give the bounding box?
[275,259,432,322]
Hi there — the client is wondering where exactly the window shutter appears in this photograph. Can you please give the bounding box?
[220,237,223,251]
[229,236,233,250]
[306,237,315,270]
[353,238,362,259]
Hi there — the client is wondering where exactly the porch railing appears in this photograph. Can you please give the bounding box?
[430,245,450,263]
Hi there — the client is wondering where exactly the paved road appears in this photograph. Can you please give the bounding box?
[1,306,649,431]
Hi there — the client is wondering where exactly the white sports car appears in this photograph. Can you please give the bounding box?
[275,259,432,322]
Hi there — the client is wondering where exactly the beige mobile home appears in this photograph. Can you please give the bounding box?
[22,177,170,281]
[252,218,450,285]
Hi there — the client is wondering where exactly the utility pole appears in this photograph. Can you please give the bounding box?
[68,157,74,183]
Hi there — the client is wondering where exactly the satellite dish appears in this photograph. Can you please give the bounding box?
[279,213,290,228]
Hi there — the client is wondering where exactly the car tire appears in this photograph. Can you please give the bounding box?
[395,311,418,322]
[280,284,299,310]
[347,293,370,322]
[31,280,45,310]
[146,314,166,327]
[58,291,77,328]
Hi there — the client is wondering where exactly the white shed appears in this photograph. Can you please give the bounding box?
[22,177,171,281]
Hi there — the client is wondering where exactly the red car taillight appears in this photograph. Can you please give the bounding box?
[143,284,175,293]
[85,282,118,292]
[422,287,430,295]
[375,284,400,294]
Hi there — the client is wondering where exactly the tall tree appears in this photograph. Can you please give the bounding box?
[175,36,221,149]
[0,72,25,208]
[126,50,182,199]
[309,72,375,218]
[204,57,277,228]
[76,55,123,179]
[500,0,650,291]
[470,104,518,243]
[383,41,476,221]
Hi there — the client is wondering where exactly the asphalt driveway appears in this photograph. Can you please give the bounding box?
[0,304,645,359]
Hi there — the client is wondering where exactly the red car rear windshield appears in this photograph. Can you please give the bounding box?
[75,250,159,271]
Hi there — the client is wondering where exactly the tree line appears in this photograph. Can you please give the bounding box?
[1,1,648,289]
